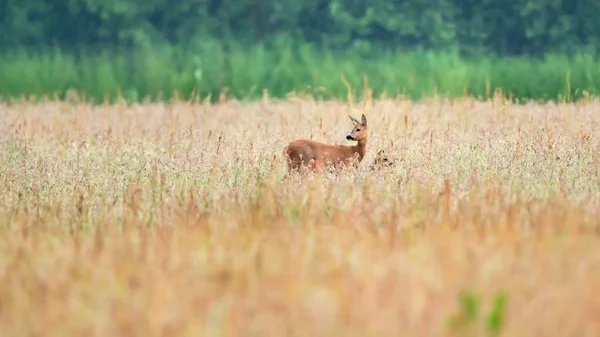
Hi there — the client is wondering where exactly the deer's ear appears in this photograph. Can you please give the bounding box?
[361,114,367,126]
[349,115,359,125]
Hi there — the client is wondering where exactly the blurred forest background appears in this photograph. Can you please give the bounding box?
[2,0,600,102]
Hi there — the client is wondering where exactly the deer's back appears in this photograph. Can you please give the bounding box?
[285,140,320,161]
[286,140,355,165]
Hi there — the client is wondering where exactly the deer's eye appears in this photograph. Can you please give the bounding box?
[356,128,361,132]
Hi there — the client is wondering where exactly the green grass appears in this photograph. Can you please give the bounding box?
[1,43,600,103]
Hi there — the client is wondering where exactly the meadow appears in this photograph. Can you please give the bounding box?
[1,92,600,337]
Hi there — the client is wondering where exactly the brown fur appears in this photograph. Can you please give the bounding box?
[283,114,368,176]
[370,149,394,170]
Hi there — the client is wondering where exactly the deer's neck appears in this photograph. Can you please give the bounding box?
[352,138,367,161]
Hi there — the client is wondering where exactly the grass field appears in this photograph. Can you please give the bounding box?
[1,93,600,336]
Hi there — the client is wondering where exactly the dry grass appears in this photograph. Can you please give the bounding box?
[1,94,600,337]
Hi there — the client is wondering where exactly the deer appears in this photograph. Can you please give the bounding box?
[283,114,368,176]
[370,149,394,170]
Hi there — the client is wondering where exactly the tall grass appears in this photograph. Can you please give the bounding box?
[1,94,600,335]
[0,96,600,336]
[1,43,600,103]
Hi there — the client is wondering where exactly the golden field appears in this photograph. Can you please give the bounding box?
[1,93,600,337]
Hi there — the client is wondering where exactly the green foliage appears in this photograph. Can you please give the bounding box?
[4,0,600,101]
[1,44,600,103]
[447,289,508,336]
[3,0,600,56]
[486,292,508,334]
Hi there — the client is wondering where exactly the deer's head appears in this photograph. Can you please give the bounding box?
[370,149,394,170]
[346,114,368,142]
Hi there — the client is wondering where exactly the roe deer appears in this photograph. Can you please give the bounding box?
[283,114,368,175]
[370,149,394,170]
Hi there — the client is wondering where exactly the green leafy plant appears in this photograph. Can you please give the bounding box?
[447,289,508,336]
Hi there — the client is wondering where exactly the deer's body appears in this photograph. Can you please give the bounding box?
[283,114,368,175]
[284,139,366,172]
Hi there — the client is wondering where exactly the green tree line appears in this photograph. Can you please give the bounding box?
[3,0,600,56]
